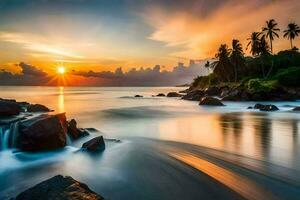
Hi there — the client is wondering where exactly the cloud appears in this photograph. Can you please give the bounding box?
[0,62,50,85]
[0,32,84,59]
[144,0,300,58]
[18,62,48,77]
[71,60,208,86]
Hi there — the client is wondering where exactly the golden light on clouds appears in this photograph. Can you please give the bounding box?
[145,0,300,59]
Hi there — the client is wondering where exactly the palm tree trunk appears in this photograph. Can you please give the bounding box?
[270,38,273,54]
[290,39,293,49]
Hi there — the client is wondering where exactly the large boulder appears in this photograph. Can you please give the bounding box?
[199,97,225,106]
[156,93,165,97]
[254,104,279,111]
[0,100,22,116]
[14,175,104,200]
[17,113,68,151]
[27,104,51,112]
[82,136,105,152]
[167,92,182,97]
[204,86,221,96]
[67,119,89,140]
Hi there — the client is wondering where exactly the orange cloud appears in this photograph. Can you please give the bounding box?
[145,0,300,59]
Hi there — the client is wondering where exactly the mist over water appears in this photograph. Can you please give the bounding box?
[0,86,300,199]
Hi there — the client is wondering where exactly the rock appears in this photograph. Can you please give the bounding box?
[167,92,182,97]
[199,97,225,106]
[182,90,204,101]
[27,104,51,112]
[204,86,221,96]
[17,113,68,151]
[85,128,100,132]
[14,175,104,200]
[253,104,279,111]
[82,136,105,152]
[292,107,300,111]
[247,106,253,109]
[156,93,165,97]
[67,119,89,140]
[0,100,22,116]
[134,95,143,98]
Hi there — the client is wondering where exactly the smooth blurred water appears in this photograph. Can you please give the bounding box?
[0,86,300,199]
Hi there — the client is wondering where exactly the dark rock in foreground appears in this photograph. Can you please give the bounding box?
[134,95,143,98]
[0,100,21,116]
[67,119,89,140]
[27,104,51,112]
[14,175,104,200]
[17,113,68,151]
[199,97,225,106]
[167,92,182,97]
[156,93,165,97]
[292,107,300,111]
[254,104,279,111]
[82,136,105,152]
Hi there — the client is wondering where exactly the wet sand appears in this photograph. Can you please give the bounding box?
[1,137,300,200]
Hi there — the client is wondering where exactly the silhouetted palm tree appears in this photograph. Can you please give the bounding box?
[258,35,272,78]
[230,39,244,82]
[212,44,232,82]
[259,35,271,56]
[247,32,261,56]
[262,19,280,54]
[283,23,300,49]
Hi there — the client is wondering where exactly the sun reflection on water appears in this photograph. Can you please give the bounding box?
[58,86,65,113]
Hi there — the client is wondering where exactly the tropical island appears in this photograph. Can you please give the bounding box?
[178,19,300,104]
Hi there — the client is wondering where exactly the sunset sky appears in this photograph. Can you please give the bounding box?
[0,0,300,85]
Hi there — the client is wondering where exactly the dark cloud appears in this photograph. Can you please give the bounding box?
[72,60,208,86]
[0,62,50,85]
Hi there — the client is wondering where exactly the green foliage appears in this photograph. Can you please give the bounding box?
[247,79,277,92]
[191,74,219,89]
[274,67,300,86]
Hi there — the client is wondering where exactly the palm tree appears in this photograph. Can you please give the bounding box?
[283,23,300,49]
[212,44,232,82]
[258,35,272,78]
[262,19,280,54]
[247,32,261,56]
[230,39,244,82]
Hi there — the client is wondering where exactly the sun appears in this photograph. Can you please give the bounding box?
[57,66,65,75]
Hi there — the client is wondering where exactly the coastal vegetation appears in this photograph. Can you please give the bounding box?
[191,19,300,97]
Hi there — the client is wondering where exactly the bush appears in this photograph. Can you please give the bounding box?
[247,79,277,92]
[191,74,219,88]
[275,67,300,86]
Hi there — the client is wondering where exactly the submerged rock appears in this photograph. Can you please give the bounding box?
[17,113,68,151]
[0,100,21,116]
[27,104,51,112]
[82,136,105,152]
[199,97,225,106]
[134,95,143,98]
[14,175,104,200]
[292,107,300,111]
[167,92,182,97]
[254,104,279,111]
[67,119,89,140]
[156,93,165,97]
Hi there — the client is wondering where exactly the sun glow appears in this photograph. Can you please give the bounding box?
[57,66,65,75]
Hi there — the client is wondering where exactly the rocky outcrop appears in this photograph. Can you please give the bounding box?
[199,97,225,106]
[82,136,105,152]
[204,86,221,96]
[14,175,104,200]
[17,113,68,151]
[27,104,51,112]
[254,104,279,111]
[156,93,165,97]
[182,90,204,101]
[167,92,182,97]
[0,100,22,116]
[292,107,300,111]
[67,119,89,140]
